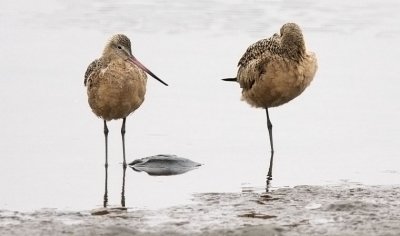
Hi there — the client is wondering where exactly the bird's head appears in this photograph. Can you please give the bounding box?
[103,34,168,86]
[105,34,133,61]
[280,23,306,61]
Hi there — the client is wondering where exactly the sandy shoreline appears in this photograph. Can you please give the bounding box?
[1,184,399,236]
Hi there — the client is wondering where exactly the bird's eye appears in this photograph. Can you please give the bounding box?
[117,46,122,49]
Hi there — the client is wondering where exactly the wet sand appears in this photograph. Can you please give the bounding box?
[1,184,399,236]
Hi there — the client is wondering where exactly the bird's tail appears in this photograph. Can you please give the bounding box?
[222,77,237,82]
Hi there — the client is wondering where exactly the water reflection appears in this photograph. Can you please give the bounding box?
[121,165,127,207]
[103,161,108,208]
[129,154,201,176]
[96,164,127,215]
[97,155,200,213]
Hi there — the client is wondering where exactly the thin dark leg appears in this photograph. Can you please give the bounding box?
[121,163,126,207]
[103,120,109,208]
[121,118,127,207]
[121,118,127,168]
[265,109,275,191]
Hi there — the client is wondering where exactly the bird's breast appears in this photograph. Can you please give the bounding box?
[87,61,148,120]
[239,53,317,108]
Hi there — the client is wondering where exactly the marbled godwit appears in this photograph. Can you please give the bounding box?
[84,34,168,207]
[223,23,317,188]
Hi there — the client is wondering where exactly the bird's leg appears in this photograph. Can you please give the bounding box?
[121,118,127,207]
[265,109,275,191]
[121,118,127,169]
[121,163,126,207]
[103,120,109,208]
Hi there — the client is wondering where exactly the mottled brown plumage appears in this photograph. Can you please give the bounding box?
[223,23,318,189]
[84,34,167,207]
[237,23,317,108]
[85,34,148,121]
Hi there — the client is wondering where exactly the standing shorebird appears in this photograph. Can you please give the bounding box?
[84,34,168,207]
[223,23,318,189]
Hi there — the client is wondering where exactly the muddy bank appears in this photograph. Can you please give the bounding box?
[1,184,400,236]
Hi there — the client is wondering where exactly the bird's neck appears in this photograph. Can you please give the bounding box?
[101,53,125,65]
[282,35,306,62]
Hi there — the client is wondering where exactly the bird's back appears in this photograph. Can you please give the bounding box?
[238,33,281,67]
[237,24,317,108]
[84,58,102,86]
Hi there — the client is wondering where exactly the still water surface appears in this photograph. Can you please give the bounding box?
[0,0,399,211]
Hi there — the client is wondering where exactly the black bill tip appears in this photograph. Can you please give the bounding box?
[222,77,237,82]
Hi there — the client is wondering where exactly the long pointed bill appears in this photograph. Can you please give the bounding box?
[128,56,168,86]
[222,77,237,82]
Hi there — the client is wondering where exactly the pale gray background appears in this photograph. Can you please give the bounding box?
[0,0,399,211]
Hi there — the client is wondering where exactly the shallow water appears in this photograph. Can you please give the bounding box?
[0,0,400,216]
[1,184,400,235]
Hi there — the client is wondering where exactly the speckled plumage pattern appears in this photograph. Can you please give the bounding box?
[84,58,101,86]
[238,33,281,67]
[84,34,147,121]
[237,23,318,108]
